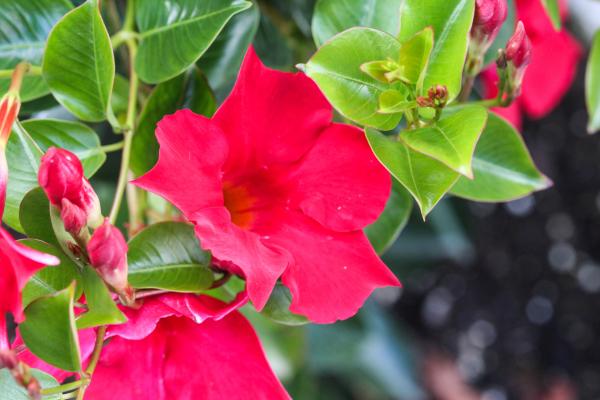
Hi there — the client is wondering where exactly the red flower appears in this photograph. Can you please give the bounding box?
[473,0,508,40]
[18,293,289,400]
[482,0,582,128]
[135,48,399,323]
[0,228,59,349]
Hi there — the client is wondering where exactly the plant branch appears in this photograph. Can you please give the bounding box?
[0,65,42,79]
[40,380,84,396]
[75,325,107,399]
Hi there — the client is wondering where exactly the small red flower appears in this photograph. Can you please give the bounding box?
[0,228,59,349]
[135,48,399,323]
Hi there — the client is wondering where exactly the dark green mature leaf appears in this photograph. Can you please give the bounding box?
[483,0,515,66]
[20,283,81,372]
[185,69,218,116]
[366,128,459,218]
[22,119,106,176]
[43,0,114,121]
[135,0,252,84]
[305,28,403,130]
[451,113,551,201]
[400,106,488,177]
[0,0,72,101]
[76,265,127,329]
[254,12,293,70]
[541,0,561,30]
[365,182,413,254]
[128,222,214,292]
[198,5,260,92]
[261,284,309,326]
[4,122,43,232]
[398,0,475,99]
[20,188,57,247]
[312,0,402,46]
[586,31,600,134]
[0,369,59,400]
[20,239,82,308]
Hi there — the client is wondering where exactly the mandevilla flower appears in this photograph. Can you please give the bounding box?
[135,47,400,323]
[38,147,102,235]
[506,21,532,69]
[87,219,134,304]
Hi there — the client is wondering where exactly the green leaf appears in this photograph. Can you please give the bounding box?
[197,4,260,92]
[378,88,415,114]
[360,59,400,83]
[366,128,459,218]
[450,113,551,201]
[0,369,59,400]
[42,0,114,121]
[185,69,217,116]
[541,0,561,31]
[398,0,475,99]
[76,265,127,329]
[20,283,81,372]
[135,0,252,84]
[128,222,214,292]
[365,182,413,254]
[586,30,600,134]
[261,284,309,326]
[3,122,43,232]
[20,188,57,247]
[312,0,403,46]
[22,119,106,176]
[400,106,488,177]
[20,239,82,308]
[253,12,293,70]
[397,27,434,89]
[305,28,403,130]
[0,0,72,101]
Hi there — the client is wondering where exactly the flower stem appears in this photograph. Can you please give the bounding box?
[75,325,107,399]
[40,380,84,396]
[0,65,41,80]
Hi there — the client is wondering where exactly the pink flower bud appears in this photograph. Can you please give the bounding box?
[38,147,102,234]
[0,95,19,147]
[505,21,532,68]
[473,0,508,39]
[87,219,131,297]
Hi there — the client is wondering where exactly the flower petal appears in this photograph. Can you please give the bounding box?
[213,47,332,172]
[288,123,391,232]
[133,110,228,216]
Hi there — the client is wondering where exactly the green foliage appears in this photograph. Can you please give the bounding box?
[378,88,415,114]
[586,30,600,134]
[396,27,434,90]
[135,0,251,83]
[76,265,127,329]
[19,188,57,247]
[20,283,81,372]
[0,369,59,400]
[43,0,115,121]
[128,222,214,292]
[261,284,309,326]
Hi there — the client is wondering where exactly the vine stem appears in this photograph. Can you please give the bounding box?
[40,380,84,396]
[76,325,107,400]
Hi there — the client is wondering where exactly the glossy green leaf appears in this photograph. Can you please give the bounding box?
[22,119,106,176]
[541,0,561,30]
[20,283,81,372]
[397,27,434,89]
[366,128,459,218]
[135,0,251,84]
[19,188,57,247]
[312,0,402,46]
[128,222,214,292]
[378,88,415,114]
[76,265,127,329]
[254,12,293,69]
[586,30,600,134]
[0,0,72,101]
[3,122,43,232]
[185,69,217,116]
[197,4,260,92]
[261,284,309,326]
[398,0,475,99]
[305,28,403,130]
[400,106,488,177]
[20,239,82,308]
[450,113,551,201]
[0,369,59,400]
[43,0,114,121]
[365,182,413,254]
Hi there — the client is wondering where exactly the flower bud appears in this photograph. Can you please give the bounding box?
[505,21,532,69]
[87,219,134,304]
[0,64,27,148]
[38,147,102,235]
[473,0,507,39]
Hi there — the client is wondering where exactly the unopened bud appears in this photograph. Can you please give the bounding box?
[87,219,133,304]
[428,84,448,106]
[505,21,532,69]
[38,147,102,235]
[473,0,507,39]
[0,63,28,148]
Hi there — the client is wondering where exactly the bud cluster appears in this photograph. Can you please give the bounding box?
[417,85,449,108]
[496,21,532,103]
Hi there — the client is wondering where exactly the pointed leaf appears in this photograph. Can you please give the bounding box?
[397,27,434,89]
[450,113,551,201]
[305,28,403,130]
[378,88,415,114]
[135,0,251,84]
[398,0,475,99]
[76,265,127,329]
[261,284,309,326]
[400,106,488,177]
[586,31,600,134]
[366,128,459,217]
[128,222,214,292]
[20,283,81,372]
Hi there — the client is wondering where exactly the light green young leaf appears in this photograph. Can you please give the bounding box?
[378,88,415,114]
[305,28,403,130]
[586,30,600,134]
[43,0,114,121]
[366,128,459,218]
[135,0,251,84]
[450,113,551,201]
[400,106,488,177]
[397,27,434,90]
[398,0,475,99]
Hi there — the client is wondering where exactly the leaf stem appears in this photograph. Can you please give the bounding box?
[100,141,124,153]
[449,98,500,108]
[40,380,84,396]
[0,65,42,80]
[75,325,107,399]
